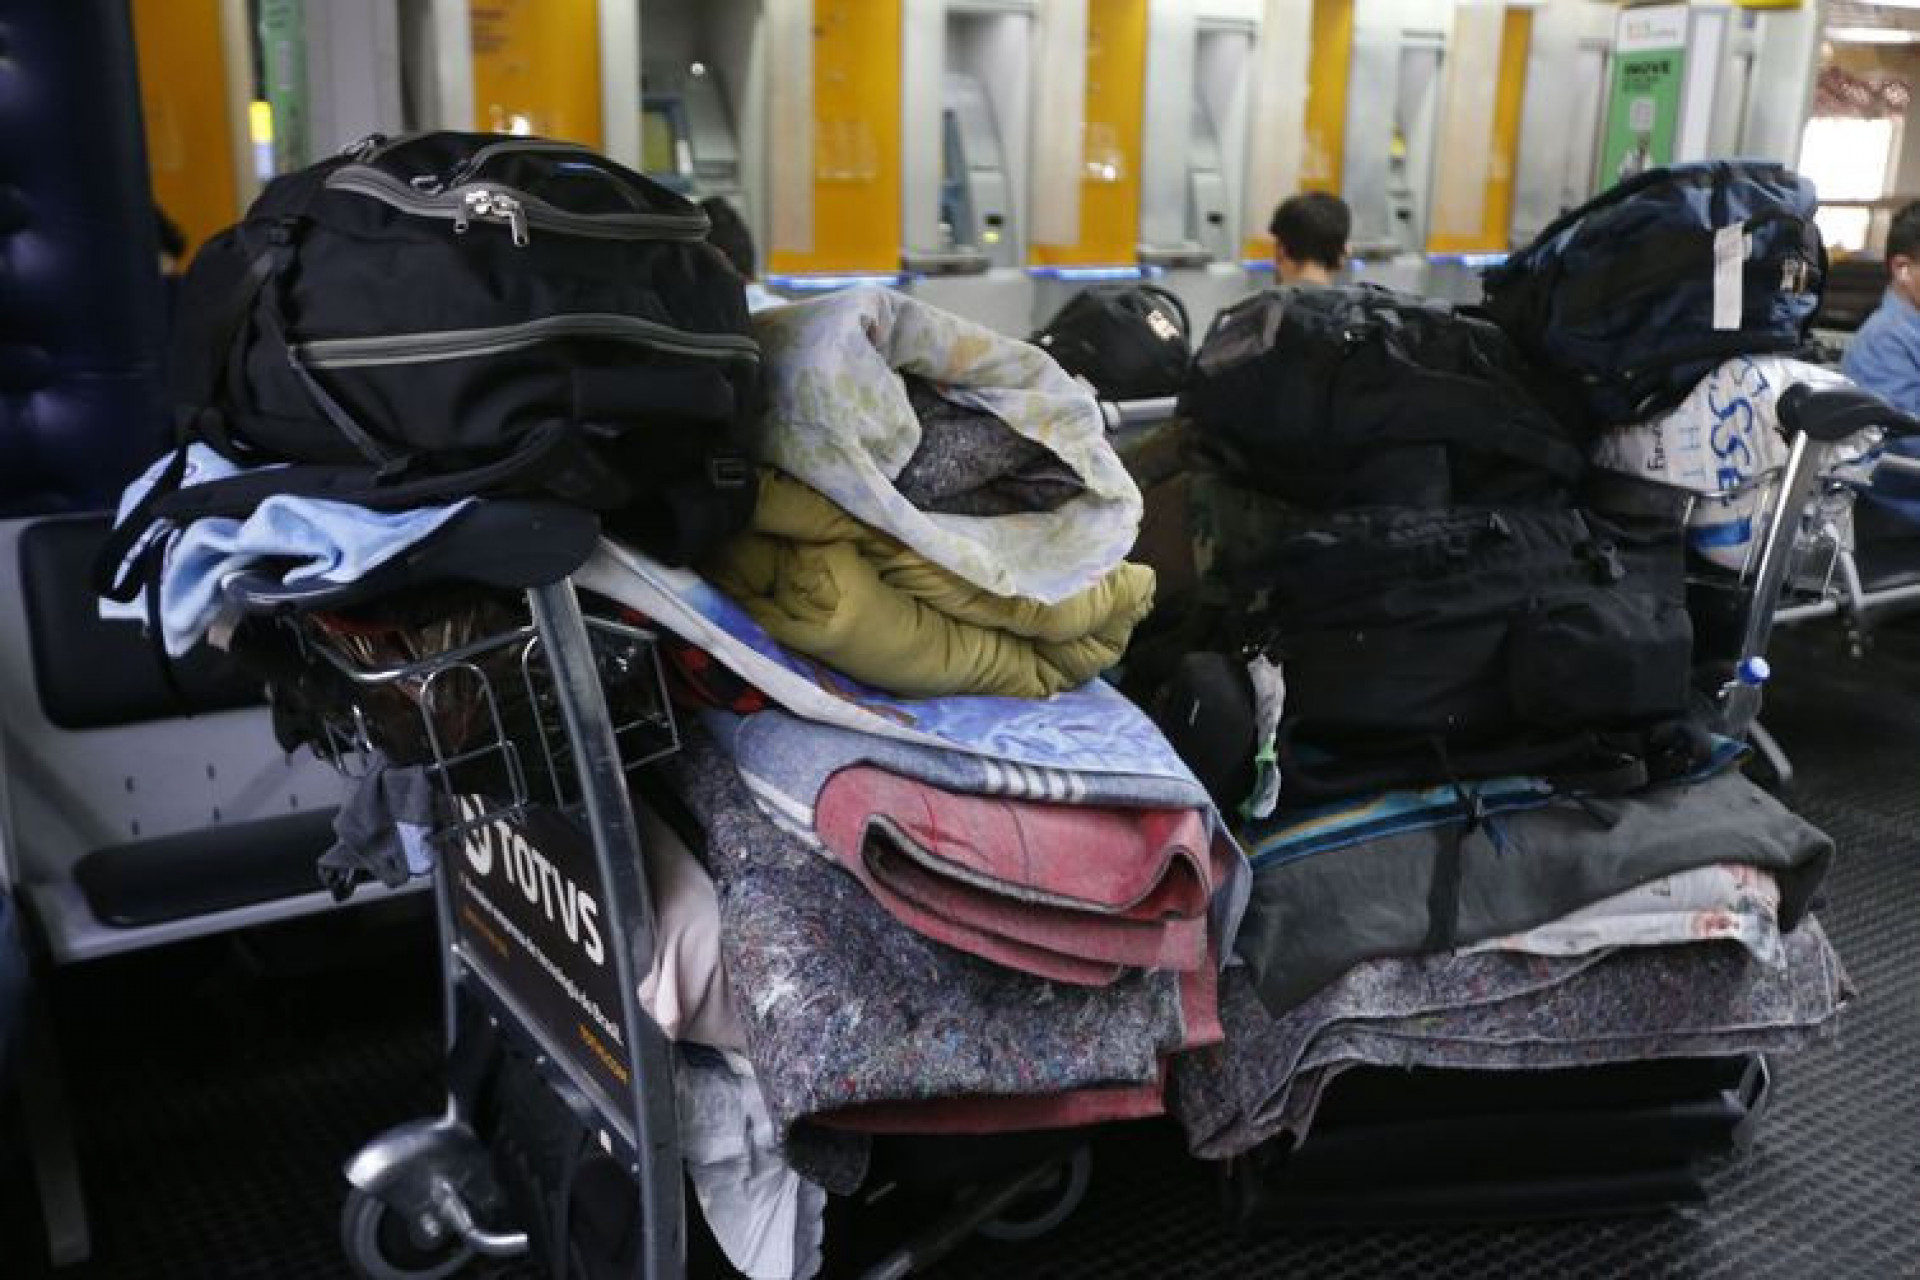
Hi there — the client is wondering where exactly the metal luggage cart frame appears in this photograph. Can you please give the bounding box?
[285,580,691,1280]
[1664,385,1920,788]
[229,571,1091,1280]
[1773,448,1920,637]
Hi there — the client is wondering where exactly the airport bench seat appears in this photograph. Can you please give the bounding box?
[0,513,383,963]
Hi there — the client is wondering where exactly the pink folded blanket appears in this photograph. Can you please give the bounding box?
[815,765,1221,986]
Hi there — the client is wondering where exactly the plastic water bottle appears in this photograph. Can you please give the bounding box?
[1738,656,1771,686]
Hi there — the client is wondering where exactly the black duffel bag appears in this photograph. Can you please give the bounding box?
[110,131,761,581]
[1179,284,1586,510]
[1248,507,1696,795]
[1032,283,1192,401]
[1482,160,1824,427]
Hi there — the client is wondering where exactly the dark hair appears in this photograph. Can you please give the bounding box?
[154,204,186,260]
[1889,201,1920,265]
[701,196,756,280]
[1268,192,1351,270]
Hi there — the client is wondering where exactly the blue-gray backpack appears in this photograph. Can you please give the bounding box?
[1482,161,1824,427]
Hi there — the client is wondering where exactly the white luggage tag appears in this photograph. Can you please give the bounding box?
[1713,224,1746,331]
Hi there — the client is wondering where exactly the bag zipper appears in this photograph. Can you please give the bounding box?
[292,312,760,370]
[435,137,600,189]
[325,165,709,245]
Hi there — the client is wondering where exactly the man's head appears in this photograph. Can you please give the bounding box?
[1269,192,1350,285]
[1888,202,1920,306]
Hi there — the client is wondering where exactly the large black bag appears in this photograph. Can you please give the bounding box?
[1179,285,1586,509]
[1482,161,1824,427]
[1248,506,1694,776]
[1032,283,1192,401]
[129,132,760,566]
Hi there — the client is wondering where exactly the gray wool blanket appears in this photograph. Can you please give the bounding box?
[1172,917,1850,1160]
[656,730,1190,1171]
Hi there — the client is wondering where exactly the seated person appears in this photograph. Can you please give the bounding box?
[701,196,784,314]
[1268,192,1351,286]
[1841,202,1920,415]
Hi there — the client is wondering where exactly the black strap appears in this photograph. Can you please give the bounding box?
[1273,722,1656,808]
[246,239,404,468]
[1422,815,1474,953]
[170,222,305,466]
[1420,737,1480,952]
[92,446,190,603]
[1544,748,1649,797]
[148,419,610,523]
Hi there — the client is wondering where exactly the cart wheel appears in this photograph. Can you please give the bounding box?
[977,1146,1092,1243]
[341,1186,474,1280]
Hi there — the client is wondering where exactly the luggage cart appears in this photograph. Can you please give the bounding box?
[218,547,1091,1280]
[1773,444,1920,644]
[1652,384,1920,789]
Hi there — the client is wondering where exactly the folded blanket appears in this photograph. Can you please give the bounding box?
[658,730,1212,1146]
[706,704,1250,960]
[815,766,1213,984]
[895,375,1086,516]
[703,470,1155,698]
[750,287,1142,603]
[578,540,1200,775]
[1462,862,1784,966]
[1174,918,1849,1159]
[1235,766,1832,1012]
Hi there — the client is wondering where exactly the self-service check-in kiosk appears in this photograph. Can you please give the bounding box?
[1339,0,1453,293]
[1138,0,1262,336]
[901,0,1039,336]
[634,1,765,254]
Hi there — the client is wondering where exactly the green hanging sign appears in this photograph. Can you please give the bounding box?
[1599,4,1689,185]
[258,0,309,175]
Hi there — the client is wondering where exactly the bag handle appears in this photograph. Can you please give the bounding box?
[1134,282,1192,343]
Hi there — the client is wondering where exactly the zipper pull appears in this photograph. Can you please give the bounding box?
[459,189,530,246]
[341,133,385,162]
[497,192,530,247]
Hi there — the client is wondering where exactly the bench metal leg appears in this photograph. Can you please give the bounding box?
[18,978,91,1267]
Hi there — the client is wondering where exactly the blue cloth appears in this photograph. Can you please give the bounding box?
[102,446,471,656]
[317,753,440,897]
[1842,289,1920,416]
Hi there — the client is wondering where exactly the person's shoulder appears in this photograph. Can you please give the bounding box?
[1852,298,1914,350]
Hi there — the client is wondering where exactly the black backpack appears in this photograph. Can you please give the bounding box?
[1244,507,1697,800]
[1032,284,1192,401]
[1179,284,1586,509]
[1482,161,1824,427]
[110,132,760,586]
